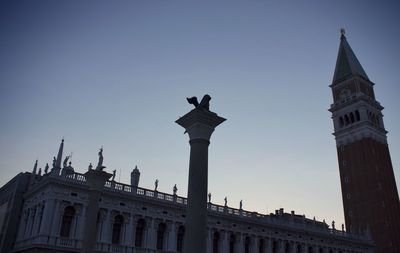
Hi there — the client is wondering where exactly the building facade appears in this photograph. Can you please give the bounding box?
[329,32,400,253]
[5,151,372,253]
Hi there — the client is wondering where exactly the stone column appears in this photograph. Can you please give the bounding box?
[267,238,274,253]
[221,231,229,253]
[234,233,243,252]
[39,199,55,236]
[16,210,28,241]
[49,200,61,238]
[101,210,112,243]
[176,105,226,253]
[206,228,212,253]
[31,205,41,236]
[277,240,284,253]
[145,219,157,250]
[250,236,258,253]
[81,169,112,253]
[77,205,87,240]
[167,222,177,251]
[124,215,134,246]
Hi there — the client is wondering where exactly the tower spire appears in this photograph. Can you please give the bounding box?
[332,31,369,84]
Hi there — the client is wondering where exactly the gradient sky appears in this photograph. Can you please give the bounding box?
[1,0,399,228]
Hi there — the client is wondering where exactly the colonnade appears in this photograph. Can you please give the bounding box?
[14,199,365,253]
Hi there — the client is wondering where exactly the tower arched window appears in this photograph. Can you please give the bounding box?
[60,206,75,237]
[111,215,124,244]
[135,219,146,247]
[339,117,344,128]
[177,225,185,252]
[355,110,360,121]
[350,112,355,123]
[308,246,313,253]
[213,231,220,253]
[156,222,167,250]
[344,115,350,125]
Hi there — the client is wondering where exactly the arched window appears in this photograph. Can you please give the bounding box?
[272,240,278,253]
[213,231,220,253]
[344,115,350,126]
[177,225,185,252]
[60,206,75,237]
[156,222,167,250]
[355,110,360,121]
[285,242,290,253]
[229,234,235,253]
[244,236,250,253]
[339,117,344,128]
[350,112,355,123]
[308,246,313,253]
[259,239,265,253]
[297,244,302,253]
[112,215,124,244]
[135,219,146,247]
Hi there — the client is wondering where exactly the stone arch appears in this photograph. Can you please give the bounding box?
[111,214,124,244]
[177,225,185,252]
[60,206,75,237]
[156,222,167,250]
[135,218,146,247]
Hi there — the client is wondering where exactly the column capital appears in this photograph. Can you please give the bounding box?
[176,109,226,142]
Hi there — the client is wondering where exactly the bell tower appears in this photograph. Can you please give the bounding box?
[329,30,400,253]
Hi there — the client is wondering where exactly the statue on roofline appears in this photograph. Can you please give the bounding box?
[63,156,69,168]
[96,147,106,171]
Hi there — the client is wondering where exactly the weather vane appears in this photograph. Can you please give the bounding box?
[340,28,346,36]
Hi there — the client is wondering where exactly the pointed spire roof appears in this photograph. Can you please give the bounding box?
[333,30,369,84]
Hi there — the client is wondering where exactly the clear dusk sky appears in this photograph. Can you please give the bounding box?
[1,0,399,228]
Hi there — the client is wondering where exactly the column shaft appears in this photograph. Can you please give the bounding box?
[183,139,209,253]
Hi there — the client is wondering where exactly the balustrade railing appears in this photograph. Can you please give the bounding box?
[39,171,366,241]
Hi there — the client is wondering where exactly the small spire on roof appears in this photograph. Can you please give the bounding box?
[340,28,346,36]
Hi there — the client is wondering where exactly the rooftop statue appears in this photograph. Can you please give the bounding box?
[63,156,69,168]
[96,148,106,171]
[44,163,49,174]
[186,94,211,111]
[112,170,116,181]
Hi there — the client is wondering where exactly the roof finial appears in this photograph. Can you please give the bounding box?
[340,28,346,38]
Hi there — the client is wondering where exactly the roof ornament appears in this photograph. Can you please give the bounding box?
[96,147,106,171]
[44,163,49,174]
[340,28,346,38]
[33,160,38,174]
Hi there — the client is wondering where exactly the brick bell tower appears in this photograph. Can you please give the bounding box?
[329,30,400,253]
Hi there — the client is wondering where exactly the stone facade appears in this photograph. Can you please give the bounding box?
[3,165,373,253]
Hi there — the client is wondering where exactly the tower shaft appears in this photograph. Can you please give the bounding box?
[330,34,400,252]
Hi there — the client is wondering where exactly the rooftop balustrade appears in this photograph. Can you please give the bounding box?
[31,170,368,242]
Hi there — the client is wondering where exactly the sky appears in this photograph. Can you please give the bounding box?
[0,0,399,228]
